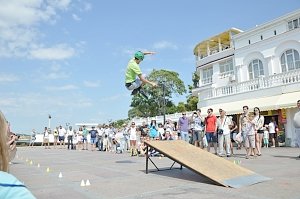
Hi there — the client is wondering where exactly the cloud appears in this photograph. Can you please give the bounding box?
[153,41,178,50]
[0,1,75,59]
[0,74,20,82]
[72,13,81,21]
[30,44,75,60]
[46,84,78,91]
[83,81,100,88]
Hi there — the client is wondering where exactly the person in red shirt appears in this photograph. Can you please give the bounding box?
[205,108,218,154]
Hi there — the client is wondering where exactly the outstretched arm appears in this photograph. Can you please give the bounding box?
[142,51,156,55]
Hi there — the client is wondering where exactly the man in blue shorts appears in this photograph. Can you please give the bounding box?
[125,51,157,99]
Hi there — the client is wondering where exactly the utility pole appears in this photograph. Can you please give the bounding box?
[48,114,51,129]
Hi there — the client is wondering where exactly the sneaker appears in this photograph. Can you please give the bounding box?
[139,89,149,99]
[131,88,139,95]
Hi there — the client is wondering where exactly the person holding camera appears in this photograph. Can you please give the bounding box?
[217,109,232,157]
[0,111,36,198]
[191,109,205,148]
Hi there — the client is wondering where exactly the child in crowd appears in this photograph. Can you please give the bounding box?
[263,126,269,148]
[102,134,109,152]
[244,114,257,159]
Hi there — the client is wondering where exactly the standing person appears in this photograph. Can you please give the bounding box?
[58,125,66,149]
[0,111,36,199]
[293,100,300,158]
[42,127,50,149]
[191,109,205,147]
[178,112,189,142]
[238,106,250,150]
[77,127,83,150]
[128,122,138,156]
[263,126,269,148]
[53,127,59,149]
[29,129,36,147]
[82,126,89,150]
[66,126,74,150]
[205,108,218,154]
[268,117,277,148]
[254,107,265,156]
[125,51,157,99]
[89,126,98,152]
[217,109,232,157]
[230,120,238,155]
[244,114,257,159]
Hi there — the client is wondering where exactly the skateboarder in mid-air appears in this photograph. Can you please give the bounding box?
[125,51,157,99]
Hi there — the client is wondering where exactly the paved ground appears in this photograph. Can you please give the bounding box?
[10,146,300,199]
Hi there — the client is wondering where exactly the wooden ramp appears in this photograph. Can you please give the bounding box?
[144,140,270,188]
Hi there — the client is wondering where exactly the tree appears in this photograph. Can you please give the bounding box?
[185,85,198,111]
[128,69,186,118]
[177,102,186,112]
[192,72,200,88]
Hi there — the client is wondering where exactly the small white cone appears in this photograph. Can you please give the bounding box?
[37,163,40,168]
[46,167,50,173]
[159,157,162,160]
[30,160,33,165]
[80,180,85,187]
[58,172,62,178]
[85,179,91,186]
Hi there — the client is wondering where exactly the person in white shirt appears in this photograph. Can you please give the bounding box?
[268,117,276,148]
[191,109,205,148]
[58,125,66,149]
[128,122,138,156]
[217,109,232,157]
[244,114,257,159]
[293,100,300,158]
[157,124,165,140]
[253,107,265,156]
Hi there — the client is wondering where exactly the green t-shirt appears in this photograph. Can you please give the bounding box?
[125,59,142,83]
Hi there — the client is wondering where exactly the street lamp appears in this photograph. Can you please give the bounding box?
[48,114,51,129]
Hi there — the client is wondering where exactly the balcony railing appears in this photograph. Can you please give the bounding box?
[202,68,300,100]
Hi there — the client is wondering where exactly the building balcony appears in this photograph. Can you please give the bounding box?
[198,68,300,101]
[195,48,234,67]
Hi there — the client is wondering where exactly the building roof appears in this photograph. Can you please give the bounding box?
[193,28,243,56]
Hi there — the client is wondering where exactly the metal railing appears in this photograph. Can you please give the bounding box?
[202,68,300,100]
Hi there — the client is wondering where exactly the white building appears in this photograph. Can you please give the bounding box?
[192,9,300,146]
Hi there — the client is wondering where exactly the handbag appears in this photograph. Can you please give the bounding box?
[217,117,227,135]
[235,132,243,143]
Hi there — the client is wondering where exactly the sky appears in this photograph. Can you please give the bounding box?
[1,0,299,134]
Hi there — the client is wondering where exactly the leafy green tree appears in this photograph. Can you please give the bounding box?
[177,102,186,112]
[128,69,186,118]
[185,85,198,111]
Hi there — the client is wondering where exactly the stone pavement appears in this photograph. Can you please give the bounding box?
[10,146,300,199]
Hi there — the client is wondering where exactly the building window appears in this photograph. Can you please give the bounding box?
[219,59,234,78]
[288,18,300,30]
[202,67,213,85]
[248,59,264,79]
[280,49,300,72]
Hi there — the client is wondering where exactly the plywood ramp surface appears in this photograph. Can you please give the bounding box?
[145,140,270,188]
